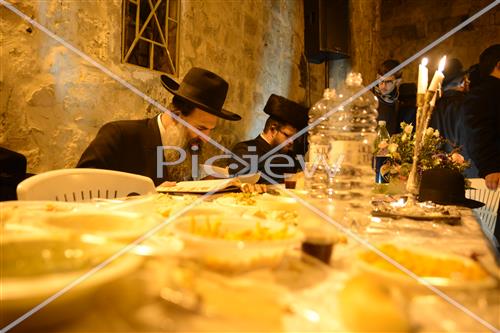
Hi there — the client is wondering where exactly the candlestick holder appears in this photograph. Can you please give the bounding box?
[406,90,437,198]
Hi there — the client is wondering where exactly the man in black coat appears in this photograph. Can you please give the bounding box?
[374,59,402,135]
[77,67,241,185]
[430,58,478,177]
[463,44,500,190]
[227,94,308,184]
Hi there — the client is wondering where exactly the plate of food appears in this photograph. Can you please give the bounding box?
[1,235,142,327]
[171,215,304,272]
[40,210,161,241]
[356,243,496,291]
[371,198,462,224]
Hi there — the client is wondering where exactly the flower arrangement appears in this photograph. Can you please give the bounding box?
[376,122,469,182]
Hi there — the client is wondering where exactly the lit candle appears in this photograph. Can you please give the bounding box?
[428,56,447,92]
[417,58,428,94]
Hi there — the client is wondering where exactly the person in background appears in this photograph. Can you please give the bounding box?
[397,82,417,128]
[463,44,500,190]
[228,94,308,184]
[0,147,30,200]
[374,59,402,135]
[77,67,241,185]
[430,58,477,177]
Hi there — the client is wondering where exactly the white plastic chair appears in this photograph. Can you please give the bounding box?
[465,178,500,237]
[17,168,156,202]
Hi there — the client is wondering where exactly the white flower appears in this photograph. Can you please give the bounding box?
[401,133,407,142]
[404,124,413,134]
[451,153,465,164]
[433,129,440,137]
[388,143,398,153]
[425,128,434,136]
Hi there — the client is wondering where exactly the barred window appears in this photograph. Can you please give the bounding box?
[122,0,180,75]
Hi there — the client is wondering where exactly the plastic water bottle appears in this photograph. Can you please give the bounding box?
[305,88,337,198]
[327,72,379,199]
[373,121,390,183]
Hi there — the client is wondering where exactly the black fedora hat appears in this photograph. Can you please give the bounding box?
[443,58,467,88]
[418,168,484,208]
[263,94,309,130]
[161,67,241,121]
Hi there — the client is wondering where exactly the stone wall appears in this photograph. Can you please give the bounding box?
[0,0,316,174]
[379,0,499,84]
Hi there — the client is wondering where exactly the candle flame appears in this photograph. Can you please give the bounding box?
[438,56,446,72]
[421,57,428,66]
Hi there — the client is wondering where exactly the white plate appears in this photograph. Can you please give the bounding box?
[356,243,497,291]
[1,237,142,327]
[41,210,160,241]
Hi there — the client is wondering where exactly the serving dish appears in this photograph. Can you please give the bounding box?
[1,235,142,327]
[171,215,304,272]
[356,243,496,291]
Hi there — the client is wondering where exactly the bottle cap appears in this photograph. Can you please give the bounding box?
[378,120,386,126]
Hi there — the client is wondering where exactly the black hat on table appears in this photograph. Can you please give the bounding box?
[263,94,309,130]
[418,168,484,209]
[161,67,241,121]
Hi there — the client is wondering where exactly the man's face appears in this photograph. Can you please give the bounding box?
[182,108,218,148]
[377,75,399,95]
[271,124,297,153]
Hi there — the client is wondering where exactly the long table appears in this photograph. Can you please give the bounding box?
[3,193,500,332]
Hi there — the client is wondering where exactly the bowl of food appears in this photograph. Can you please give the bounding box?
[254,193,299,211]
[357,243,496,291]
[1,235,142,327]
[171,215,304,272]
[40,210,160,242]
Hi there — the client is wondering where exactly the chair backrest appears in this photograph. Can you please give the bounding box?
[465,178,500,236]
[17,168,156,202]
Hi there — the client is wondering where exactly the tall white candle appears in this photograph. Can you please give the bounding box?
[417,58,428,94]
[428,56,447,92]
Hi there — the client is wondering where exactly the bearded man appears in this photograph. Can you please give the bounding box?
[77,67,241,185]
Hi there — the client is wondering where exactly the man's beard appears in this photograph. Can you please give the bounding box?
[163,121,203,181]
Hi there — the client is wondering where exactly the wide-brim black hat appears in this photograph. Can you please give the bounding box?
[418,168,484,209]
[443,58,467,88]
[161,67,241,121]
[263,94,309,130]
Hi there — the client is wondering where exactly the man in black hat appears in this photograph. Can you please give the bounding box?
[227,94,308,184]
[77,67,241,185]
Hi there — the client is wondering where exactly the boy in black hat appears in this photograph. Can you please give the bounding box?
[227,94,308,184]
[77,67,241,185]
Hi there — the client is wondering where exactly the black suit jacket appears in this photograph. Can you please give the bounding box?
[463,76,500,178]
[77,116,169,185]
[228,136,296,184]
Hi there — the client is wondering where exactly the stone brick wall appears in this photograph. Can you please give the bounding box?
[379,0,499,84]
[1,0,317,174]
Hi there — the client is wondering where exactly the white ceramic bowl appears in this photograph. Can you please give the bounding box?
[254,194,299,211]
[41,210,160,241]
[1,236,142,327]
[172,215,304,272]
